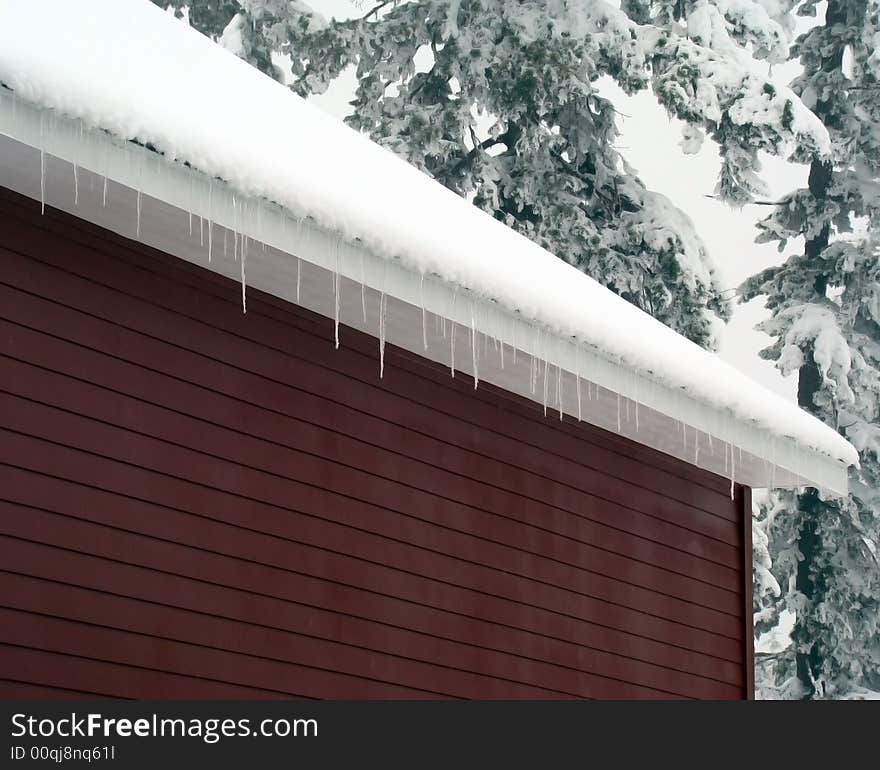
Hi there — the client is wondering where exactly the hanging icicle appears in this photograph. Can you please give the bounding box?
[471,302,479,389]
[512,319,517,365]
[73,163,79,206]
[450,289,457,378]
[208,182,214,253]
[361,253,367,323]
[240,231,248,314]
[39,149,45,215]
[334,238,341,350]
[135,189,142,238]
[557,364,563,421]
[296,257,302,304]
[730,445,736,500]
[616,393,621,433]
[378,291,387,379]
[102,176,108,207]
[542,359,549,417]
[420,273,428,351]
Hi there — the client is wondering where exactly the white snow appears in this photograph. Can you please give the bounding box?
[0,0,857,469]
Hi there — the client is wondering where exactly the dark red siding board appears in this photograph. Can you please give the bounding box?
[0,645,306,700]
[0,190,751,698]
[0,680,109,699]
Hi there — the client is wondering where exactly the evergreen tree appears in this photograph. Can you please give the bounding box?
[154,0,827,349]
[742,0,880,698]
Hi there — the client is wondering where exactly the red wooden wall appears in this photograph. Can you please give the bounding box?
[0,188,753,699]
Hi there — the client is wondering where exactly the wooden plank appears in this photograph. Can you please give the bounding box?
[0,679,109,699]
[0,645,304,700]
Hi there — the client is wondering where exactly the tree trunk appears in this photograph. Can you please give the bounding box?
[792,0,846,699]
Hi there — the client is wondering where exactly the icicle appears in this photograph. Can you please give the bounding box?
[296,257,302,304]
[730,446,736,500]
[450,289,457,378]
[223,228,228,257]
[361,254,367,323]
[334,239,341,350]
[542,359,549,417]
[420,274,427,350]
[135,189,142,238]
[694,429,700,466]
[616,393,622,432]
[635,400,639,433]
[199,215,204,247]
[208,183,214,260]
[189,210,193,236]
[557,365,563,421]
[334,271,340,349]
[450,321,456,378]
[73,163,79,206]
[512,320,517,365]
[499,337,504,369]
[240,232,248,314]
[378,291,387,379]
[102,176,108,207]
[39,149,45,215]
[625,395,630,424]
[471,303,478,389]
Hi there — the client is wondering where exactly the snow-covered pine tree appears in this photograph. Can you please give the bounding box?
[155,0,826,350]
[742,0,880,699]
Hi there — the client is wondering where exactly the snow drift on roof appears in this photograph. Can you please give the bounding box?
[0,0,857,468]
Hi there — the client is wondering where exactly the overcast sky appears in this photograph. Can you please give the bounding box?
[303,0,807,401]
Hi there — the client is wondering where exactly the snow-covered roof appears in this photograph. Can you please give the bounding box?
[0,0,857,493]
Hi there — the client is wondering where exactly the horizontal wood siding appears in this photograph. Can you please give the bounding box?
[0,189,748,699]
